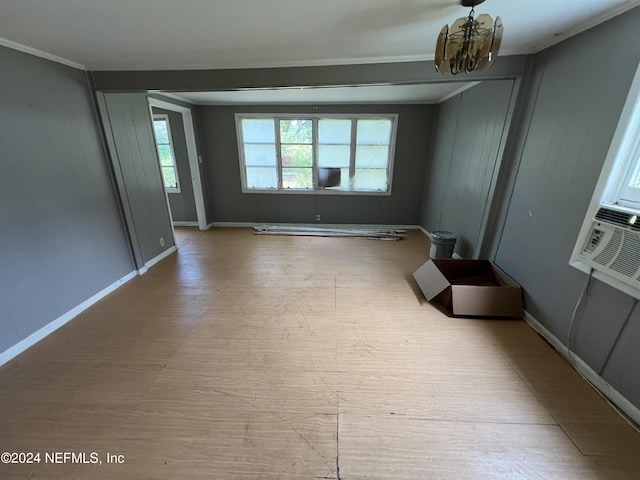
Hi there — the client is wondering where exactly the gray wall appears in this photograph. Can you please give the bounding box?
[489,8,640,406]
[152,107,198,223]
[200,104,434,224]
[417,7,640,411]
[0,46,133,354]
[98,93,175,266]
[420,80,515,258]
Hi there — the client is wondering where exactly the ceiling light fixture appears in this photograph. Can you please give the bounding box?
[434,0,503,75]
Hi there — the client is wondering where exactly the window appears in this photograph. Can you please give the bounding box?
[596,62,640,211]
[152,114,180,192]
[236,114,397,194]
[616,142,640,208]
[570,61,640,296]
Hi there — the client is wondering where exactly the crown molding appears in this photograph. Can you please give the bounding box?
[0,37,86,70]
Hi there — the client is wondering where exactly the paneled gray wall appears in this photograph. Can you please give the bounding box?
[0,47,133,354]
[152,107,198,223]
[98,93,175,266]
[200,104,434,225]
[420,80,515,258]
[491,8,640,407]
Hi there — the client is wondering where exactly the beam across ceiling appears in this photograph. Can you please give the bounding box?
[91,56,529,92]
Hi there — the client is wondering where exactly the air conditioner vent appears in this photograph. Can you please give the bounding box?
[592,228,622,266]
[595,207,640,231]
[610,231,640,277]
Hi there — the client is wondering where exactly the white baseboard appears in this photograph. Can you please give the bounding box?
[0,270,137,367]
[213,222,421,230]
[523,310,640,428]
[173,221,198,227]
[0,246,178,367]
[138,246,177,275]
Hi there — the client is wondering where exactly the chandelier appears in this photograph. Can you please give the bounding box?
[435,0,503,75]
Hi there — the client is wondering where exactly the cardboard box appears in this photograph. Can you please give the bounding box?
[413,259,523,318]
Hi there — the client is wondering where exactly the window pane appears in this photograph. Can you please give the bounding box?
[154,115,180,192]
[157,144,174,166]
[353,169,387,191]
[619,153,640,205]
[244,144,277,167]
[281,144,312,167]
[357,119,392,145]
[355,146,389,168]
[318,145,350,167]
[282,168,312,189]
[280,119,312,144]
[319,119,351,144]
[242,119,275,143]
[319,167,350,190]
[628,160,640,188]
[162,166,177,189]
[338,168,350,189]
[153,119,169,144]
[247,167,277,189]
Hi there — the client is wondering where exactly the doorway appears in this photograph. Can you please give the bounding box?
[147,98,208,231]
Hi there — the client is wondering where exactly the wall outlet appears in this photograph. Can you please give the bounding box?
[160,237,165,246]
[315,214,321,222]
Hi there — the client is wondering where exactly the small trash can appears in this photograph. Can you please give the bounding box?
[429,231,457,259]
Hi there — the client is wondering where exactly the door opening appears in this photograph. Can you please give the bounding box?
[148,98,208,230]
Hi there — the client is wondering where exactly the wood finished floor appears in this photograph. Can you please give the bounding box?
[1,227,639,479]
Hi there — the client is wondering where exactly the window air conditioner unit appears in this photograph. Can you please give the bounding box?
[578,205,640,293]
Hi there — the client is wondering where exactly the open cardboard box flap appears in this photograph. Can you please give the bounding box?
[413,259,523,318]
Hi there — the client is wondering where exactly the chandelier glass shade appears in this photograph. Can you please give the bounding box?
[434,3,503,75]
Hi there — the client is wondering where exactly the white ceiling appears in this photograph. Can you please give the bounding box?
[1,0,639,71]
[1,0,639,105]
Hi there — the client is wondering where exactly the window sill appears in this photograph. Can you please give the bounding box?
[240,188,392,196]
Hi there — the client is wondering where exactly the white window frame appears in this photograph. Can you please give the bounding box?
[152,113,181,193]
[235,113,398,195]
